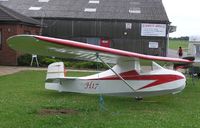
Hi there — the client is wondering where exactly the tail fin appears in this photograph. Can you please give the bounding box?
[46,62,66,79]
[45,62,66,91]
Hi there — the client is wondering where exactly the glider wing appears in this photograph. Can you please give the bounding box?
[7,35,193,64]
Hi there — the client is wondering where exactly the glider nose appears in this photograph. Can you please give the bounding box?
[173,71,186,94]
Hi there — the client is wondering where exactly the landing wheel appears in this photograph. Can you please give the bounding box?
[135,97,143,101]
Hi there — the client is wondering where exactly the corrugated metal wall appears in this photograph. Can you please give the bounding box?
[42,19,167,56]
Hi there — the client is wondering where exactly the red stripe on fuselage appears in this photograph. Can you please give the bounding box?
[89,73,184,90]
[136,75,184,90]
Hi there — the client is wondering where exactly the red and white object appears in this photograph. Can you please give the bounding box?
[7,35,193,98]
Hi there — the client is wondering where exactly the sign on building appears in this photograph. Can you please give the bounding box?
[125,23,132,29]
[141,23,166,37]
[149,42,158,48]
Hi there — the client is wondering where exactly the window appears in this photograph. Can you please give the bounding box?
[89,0,99,4]
[38,0,50,2]
[84,8,96,12]
[29,6,42,10]
[0,30,2,49]
[129,8,141,14]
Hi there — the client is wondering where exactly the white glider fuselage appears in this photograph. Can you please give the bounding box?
[45,61,186,97]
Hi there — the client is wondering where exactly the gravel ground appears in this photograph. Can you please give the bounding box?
[0,66,47,76]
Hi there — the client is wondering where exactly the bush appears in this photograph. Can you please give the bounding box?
[17,54,108,69]
[73,61,107,69]
[17,54,32,66]
[64,61,74,67]
[40,57,58,66]
[17,54,58,67]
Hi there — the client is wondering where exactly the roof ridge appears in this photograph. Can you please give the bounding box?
[0,4,40,25]
[0,4,21,21]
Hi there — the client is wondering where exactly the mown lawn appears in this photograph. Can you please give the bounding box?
[0,71,200,128]
[169,40,189,50]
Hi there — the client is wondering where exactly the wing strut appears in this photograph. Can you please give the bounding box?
[96,53,135,92]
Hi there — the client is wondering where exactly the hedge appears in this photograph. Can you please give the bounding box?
[17,54,108,69]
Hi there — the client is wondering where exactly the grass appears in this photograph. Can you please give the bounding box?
[1,71,200,128]
[169,40,189,50]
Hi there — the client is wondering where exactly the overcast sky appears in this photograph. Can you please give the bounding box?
[162,0,200,37]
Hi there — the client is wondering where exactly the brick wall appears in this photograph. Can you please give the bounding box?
[0,24,40,65]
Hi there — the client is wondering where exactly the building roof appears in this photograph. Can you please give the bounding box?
[1,0,169,22]
[0,4,40,26]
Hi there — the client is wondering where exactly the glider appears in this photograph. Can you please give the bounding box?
[7,35,193,98]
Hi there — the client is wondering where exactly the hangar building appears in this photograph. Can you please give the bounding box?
[0,0,170,65]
